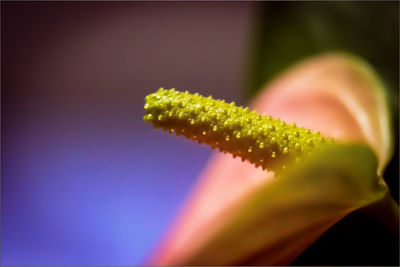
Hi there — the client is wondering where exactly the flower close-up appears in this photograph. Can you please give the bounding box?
[144,53,398,265]
[2,2,398,266]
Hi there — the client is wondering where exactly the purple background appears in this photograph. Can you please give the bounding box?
[2,2,254,265]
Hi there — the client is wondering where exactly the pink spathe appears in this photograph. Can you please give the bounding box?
[149,53,392,265]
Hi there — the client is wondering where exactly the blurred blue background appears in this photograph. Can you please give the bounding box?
[2,2,254,265]
[2,2,399,266]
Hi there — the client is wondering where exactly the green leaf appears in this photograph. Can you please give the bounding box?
[183,144,387,265]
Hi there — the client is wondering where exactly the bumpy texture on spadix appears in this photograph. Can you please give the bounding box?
[143,88,334,173]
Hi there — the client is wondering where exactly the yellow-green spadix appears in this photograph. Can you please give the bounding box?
[143,88,334,173]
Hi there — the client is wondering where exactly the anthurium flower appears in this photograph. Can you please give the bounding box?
[143,53,396,265]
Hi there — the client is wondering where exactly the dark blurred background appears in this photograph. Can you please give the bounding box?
[2,1,398,266]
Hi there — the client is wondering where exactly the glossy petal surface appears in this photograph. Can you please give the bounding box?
[253,53,392,172]
[181,145,387,265]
